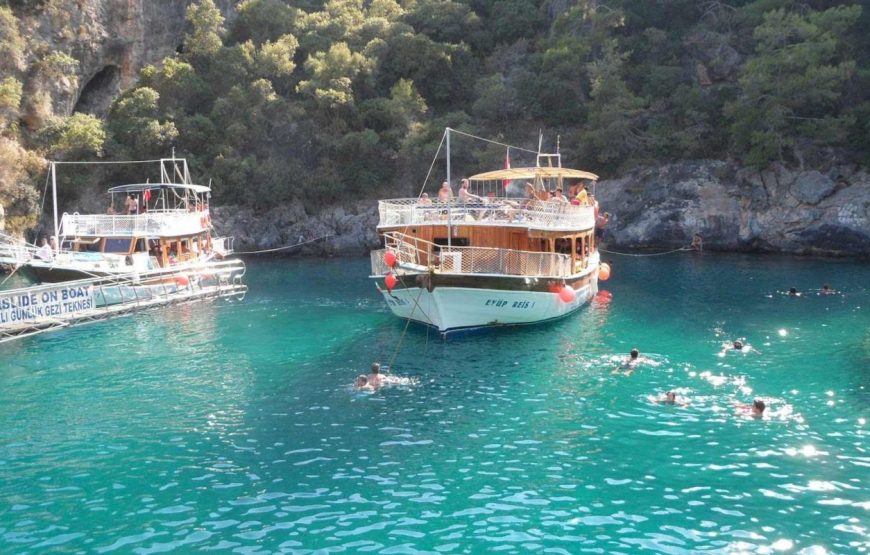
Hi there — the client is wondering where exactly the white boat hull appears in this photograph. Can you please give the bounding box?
[376,276,598,333]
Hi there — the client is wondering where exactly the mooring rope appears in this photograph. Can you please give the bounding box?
[598,246,694,257]
[235,234,334,255]
[386,279,427,371]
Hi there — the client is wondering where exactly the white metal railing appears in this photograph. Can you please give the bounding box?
[378,198,595,230]
[60,210,209,237]
[374,232,574,278]
[213,236,234,256]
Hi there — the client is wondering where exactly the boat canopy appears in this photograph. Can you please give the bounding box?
[108,183,211,194]
[468,167,599,181]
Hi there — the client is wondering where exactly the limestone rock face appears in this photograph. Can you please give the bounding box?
[595,161,870,256]
[13,0,236,121]
[212,203,381,258]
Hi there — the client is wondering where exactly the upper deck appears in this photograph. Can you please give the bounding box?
[378,198,595,232]
[60,209,210,238]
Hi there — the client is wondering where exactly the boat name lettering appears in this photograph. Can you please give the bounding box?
[0,285,94,324]
[512,301,536,309]
[485,299,508,307]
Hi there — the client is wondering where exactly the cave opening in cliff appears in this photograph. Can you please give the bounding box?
[74,65,121,118]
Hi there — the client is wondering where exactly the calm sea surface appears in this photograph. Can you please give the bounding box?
[1,254,868,554]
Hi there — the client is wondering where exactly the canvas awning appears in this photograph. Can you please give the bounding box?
[468,167,599,181]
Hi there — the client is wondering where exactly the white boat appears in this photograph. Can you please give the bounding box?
[18,156,234,284]
[370,128,608,334]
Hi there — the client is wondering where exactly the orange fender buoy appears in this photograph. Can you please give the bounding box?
[558,285,576,303]
[599,263,611,281]
[385,273,398,291]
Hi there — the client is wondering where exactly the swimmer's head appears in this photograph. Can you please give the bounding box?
[733,340,743,350]
[788,287,797,295]
[371,362,380,374]
[630,348,639,359]
[753,399,765,413]
[665,391,676,403]
[355,375,367,387]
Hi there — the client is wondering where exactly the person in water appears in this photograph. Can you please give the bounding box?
[367,362,382,389]
[654,391,689,406]
[736,399,766,418]
[615,348,656,374]
[788,287,800,296]
[720,339,759,355]
[820,284,834,295]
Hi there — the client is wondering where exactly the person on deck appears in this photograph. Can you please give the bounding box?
[574,182,589,205]
[125,193,139,215]
[35,238,53,260]
[458,178,483,202]
[550,188,568,203]
[418,193,433,205]
[438,181,453,201]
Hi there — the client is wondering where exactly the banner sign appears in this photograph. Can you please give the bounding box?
[0,285,95,325]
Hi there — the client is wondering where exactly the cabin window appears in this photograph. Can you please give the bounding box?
[134,238,147,252]
[80,239,102,252]
[104,238,132,253]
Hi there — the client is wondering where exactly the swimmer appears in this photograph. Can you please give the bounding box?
[354,374,369,389]
[614,348,656,374]
[653,390,689,406]
[788,287,800,297]
[820,284,835,295]
[720,339,760,356]
[735,399,766,418]
[367,361,382,389]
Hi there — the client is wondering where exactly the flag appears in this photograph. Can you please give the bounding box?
[143,188,151,202]
[503,148,511,191]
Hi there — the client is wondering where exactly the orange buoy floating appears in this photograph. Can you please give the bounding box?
[384,250,397,268]
[385,273,398,291]
[599,262,611,281]
[559,285,576,303]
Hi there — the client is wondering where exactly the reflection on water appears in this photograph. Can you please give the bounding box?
[0,255,868,553]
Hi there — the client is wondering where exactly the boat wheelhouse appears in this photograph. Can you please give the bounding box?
[19,157,234,283]
[370,129,606,334]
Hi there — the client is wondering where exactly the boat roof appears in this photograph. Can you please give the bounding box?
[107,183,211,194]
[469,167,599,181]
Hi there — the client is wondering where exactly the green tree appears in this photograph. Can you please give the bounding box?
[727,5,861,167]
[40,113,106,157]
[231,0,299,45]
[185,0,226,60]
[0,6,25,74]
[297,42,371,108]
[0,76,22,131]
[107,88,178,156]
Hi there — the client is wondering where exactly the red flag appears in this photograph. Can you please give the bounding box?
[503,148,511,191]
[143,188,151,202]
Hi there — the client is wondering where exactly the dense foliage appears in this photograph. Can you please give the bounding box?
[0,0,867,216]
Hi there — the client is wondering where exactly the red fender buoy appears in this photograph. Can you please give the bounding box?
[599,263,611,281]
[559,285,576,303]
[384,250,397,268]
[385,273,398,291]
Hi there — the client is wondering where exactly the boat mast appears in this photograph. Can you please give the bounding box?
[446,127,452,248]
[51,161,59,248]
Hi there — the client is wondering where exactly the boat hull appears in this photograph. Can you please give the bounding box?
[375,272,598,333]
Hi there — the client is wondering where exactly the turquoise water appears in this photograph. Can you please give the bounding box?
[1,254,868,554]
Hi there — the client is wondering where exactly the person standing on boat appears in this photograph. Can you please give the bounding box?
[35,238,53,260]
[125,193,139,215]
[437,181,453,201]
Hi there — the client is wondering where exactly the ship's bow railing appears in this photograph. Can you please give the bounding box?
[378,198,595,230]
[373,231,573,278]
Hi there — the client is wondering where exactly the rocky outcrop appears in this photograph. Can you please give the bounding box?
[594,161,870,256]
[212,203,381,257]
[12,0,236,121]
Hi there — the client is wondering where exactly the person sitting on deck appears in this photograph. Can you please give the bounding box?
[418,193,433,205]
[458,178,483,202]
[573,182,589,206]
[437,181,453,201]
[550,187,568,203]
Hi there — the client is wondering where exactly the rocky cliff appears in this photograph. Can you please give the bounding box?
[212,161,870,259]
[11,0,235,124]
[595,161,870,256]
